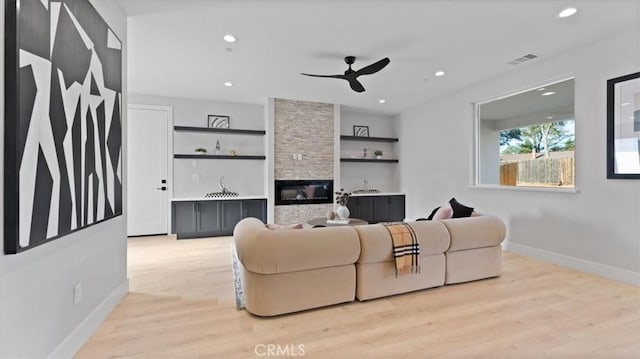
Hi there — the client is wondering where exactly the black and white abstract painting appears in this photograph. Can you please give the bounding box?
[4,0,122,254]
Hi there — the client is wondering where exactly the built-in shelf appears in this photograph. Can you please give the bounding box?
[174,126,266,136]
[174,154,266,160]
[340,158,399,163]
[340,135,398,143]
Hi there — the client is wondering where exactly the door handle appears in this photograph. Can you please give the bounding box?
[156,186,167,191]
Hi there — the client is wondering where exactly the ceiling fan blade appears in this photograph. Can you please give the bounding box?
[355,57,390,76]
[347,78,366,93]
[300,73,345,79]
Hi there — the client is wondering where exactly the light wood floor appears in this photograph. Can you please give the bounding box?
[77,235,640,358]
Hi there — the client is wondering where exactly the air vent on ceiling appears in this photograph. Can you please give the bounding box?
[507,53,538,66]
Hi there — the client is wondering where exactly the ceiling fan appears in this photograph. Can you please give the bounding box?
[301,56,390,93]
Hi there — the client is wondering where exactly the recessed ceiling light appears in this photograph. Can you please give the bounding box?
[537,87,546,91]
[378,99,386,104]
[558,7,578,18]
[224,82,233,87]
[547,116,553,119]
[223,34,237,43]
[541,91,556,96]
[621,102,631,106]
[435,71,445,77]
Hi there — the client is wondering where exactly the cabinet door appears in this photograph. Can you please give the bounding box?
[172,202,197,234]
[357,197,375,223]
[243,199,267,222]
[197,201,221,233]
[221,201,243,235]
[373,196,391,223]
[346,197,359,219]
[388,195,406,222]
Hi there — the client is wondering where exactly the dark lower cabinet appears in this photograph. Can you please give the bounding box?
[347,195,405,224]
[243,199,268,219]
[172,199,267,239]
[220,201,243,234]
[172,202,196,233]
[197,201,221,233]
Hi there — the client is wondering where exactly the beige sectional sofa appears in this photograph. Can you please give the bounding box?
[233,215,506,316]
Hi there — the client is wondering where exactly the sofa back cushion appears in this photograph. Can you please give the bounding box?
[234,218,361,275]
[355,221,450,264]
[440,215,506,252]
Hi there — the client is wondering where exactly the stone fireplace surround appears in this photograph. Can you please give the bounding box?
[273,99,336,224]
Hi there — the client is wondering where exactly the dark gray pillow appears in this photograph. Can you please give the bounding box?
[449,198,474,218]
[425,206,441,220]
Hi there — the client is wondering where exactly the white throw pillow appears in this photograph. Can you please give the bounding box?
[432,203,453,220]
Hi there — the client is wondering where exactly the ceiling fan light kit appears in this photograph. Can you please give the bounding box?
[301,56,390,93]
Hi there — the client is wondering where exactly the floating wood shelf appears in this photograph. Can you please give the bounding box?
[340,135,398,143]
[174,154,266,160]
[340,158,399,163]
[174,126,266,135]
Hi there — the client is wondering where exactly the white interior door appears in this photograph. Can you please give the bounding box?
[127,105,171,236]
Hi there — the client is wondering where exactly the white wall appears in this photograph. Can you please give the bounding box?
[340,110,399,193]
[0,1,129,358]
[479,121,500,184]
[398,28,640,284]
[128,94,266,197]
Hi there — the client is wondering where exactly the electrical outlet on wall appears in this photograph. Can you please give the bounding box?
[192,173,201,181]
[73,282,82,304]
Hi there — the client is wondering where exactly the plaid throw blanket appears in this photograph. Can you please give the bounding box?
[383,223,420,277]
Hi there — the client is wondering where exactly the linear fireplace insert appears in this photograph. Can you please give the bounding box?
[275,180,334,206]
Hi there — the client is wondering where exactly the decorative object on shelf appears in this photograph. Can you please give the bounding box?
[374,150,383,159]
[205,176,239,198]
[207,115,230,129]
[607,71,640,179]
[327,211,336,220]
[230,149,237,156]
[363,148,368,158]
[335,189,351,220]
[353,125,370,137]
[215,140,221,155]
[4,0,124,254]
[195,147,207,154]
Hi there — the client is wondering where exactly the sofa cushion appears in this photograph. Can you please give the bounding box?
[449,197,474,218]
[355,221,450,264]
[440,215,506,252]
[234,218,360,275]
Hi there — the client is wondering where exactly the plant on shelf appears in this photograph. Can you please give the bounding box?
[374,150,383,159]
[195,147,207,154]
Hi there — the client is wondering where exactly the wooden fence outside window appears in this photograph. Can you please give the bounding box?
[500,158,574,187]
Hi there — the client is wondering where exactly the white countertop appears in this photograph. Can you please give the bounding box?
[171,195,267,202]
[350,192,405,197]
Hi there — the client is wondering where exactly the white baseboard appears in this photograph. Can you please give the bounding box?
[503,241,640,287]
[48,279,129,359]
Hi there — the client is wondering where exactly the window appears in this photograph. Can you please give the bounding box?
[476,78,575,188]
